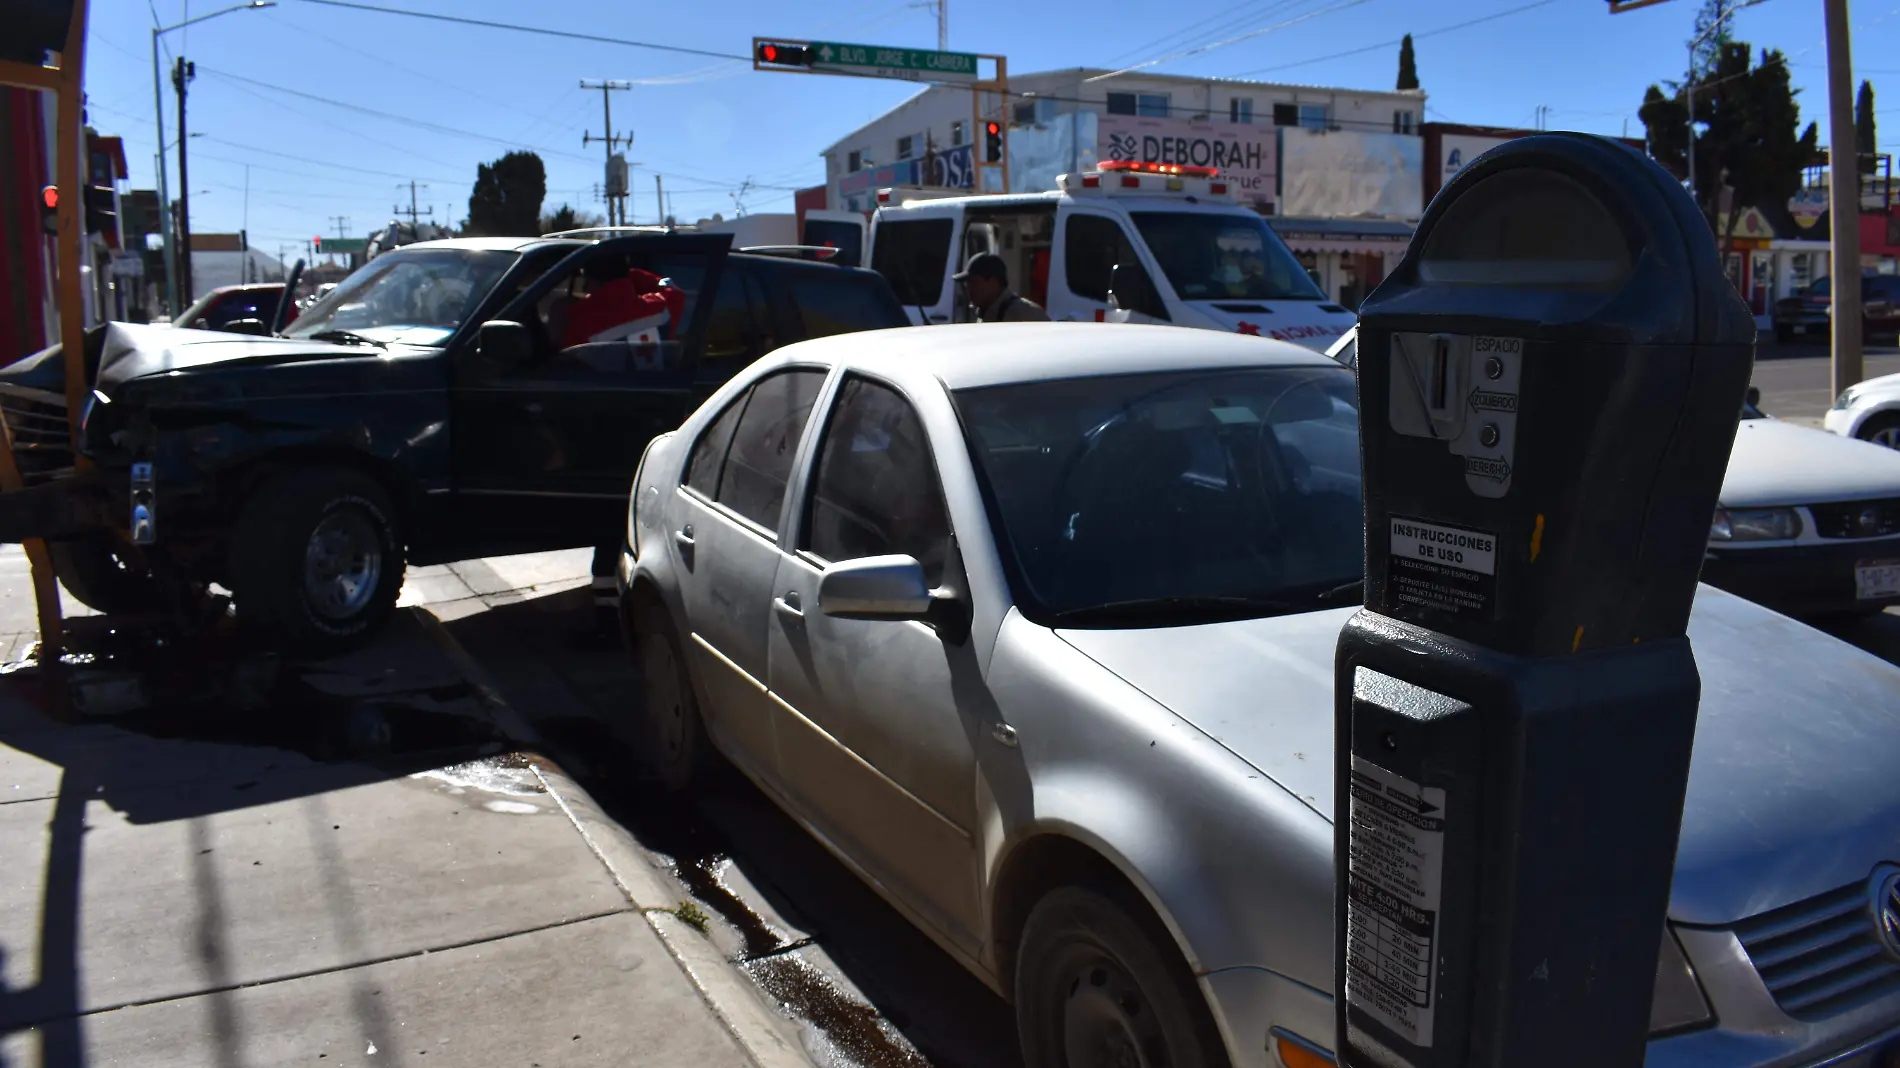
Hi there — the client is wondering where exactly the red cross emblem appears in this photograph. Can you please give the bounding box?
[1237,321,1261,335]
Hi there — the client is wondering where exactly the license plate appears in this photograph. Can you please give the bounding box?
[1855,559,1900,599]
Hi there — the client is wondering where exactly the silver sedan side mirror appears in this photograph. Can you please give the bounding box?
[818,555,935,621]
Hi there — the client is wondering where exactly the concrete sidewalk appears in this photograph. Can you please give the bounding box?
[0,606,809,1068]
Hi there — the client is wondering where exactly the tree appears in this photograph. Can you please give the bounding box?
[1638,42,1816,237]
[466,150,547,236]
[539,203,605,234]
[1396,34,1419,91]
[1857,79,1877,175]
[1689,0,1733,78]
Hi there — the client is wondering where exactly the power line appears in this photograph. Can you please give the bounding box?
[1225,0,1560,77]
[1089,0,1375,82]
[284,0,751,63]
[201,68,468,172]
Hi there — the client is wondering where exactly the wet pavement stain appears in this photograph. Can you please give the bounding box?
[531,715,939,1068]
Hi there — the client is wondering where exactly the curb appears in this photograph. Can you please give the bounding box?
[413,606,815,1068]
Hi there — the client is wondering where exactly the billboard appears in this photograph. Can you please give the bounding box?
[1097,114,1278,210]
[1281,128,1424,219]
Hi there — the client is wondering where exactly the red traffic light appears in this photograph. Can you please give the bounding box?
[755,41,813,67]
[41,185,57,210]
[986,122,1000,136]
[762,43,778,62]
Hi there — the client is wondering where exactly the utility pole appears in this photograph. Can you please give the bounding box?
[655,174,664,226]
[581,79,633,226]
[393,181,432,226]
[1825,0,1863,394]
[173,55,196,305]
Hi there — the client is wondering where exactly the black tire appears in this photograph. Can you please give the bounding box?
[230,468,404,655]
[1015,884,1230,1068]
[629,603,712,793]
[50,537,161,613]
[1858,413,1900,450]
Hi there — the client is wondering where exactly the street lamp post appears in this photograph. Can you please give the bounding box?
[151,0,272,318]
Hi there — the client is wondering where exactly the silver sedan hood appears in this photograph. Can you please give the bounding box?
[1056,585,1900,926]
[1721,417,1900,507]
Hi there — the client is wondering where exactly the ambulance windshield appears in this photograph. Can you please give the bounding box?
[1128,212,1325,303]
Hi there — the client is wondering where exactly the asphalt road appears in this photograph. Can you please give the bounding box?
[1751,337,1900,426]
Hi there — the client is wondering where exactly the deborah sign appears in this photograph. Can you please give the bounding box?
[1098,115,1277,208]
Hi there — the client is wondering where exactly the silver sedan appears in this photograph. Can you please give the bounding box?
[619,323,1900,1068]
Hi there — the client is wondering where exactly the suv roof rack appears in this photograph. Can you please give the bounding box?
[540,225,676,238]
[738,244,842,262]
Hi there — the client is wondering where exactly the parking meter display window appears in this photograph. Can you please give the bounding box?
[1415,169,1631,290]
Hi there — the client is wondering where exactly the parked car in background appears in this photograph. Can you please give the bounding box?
[172,282,297,333]
[619,322,1900,1068]
[1827,370,1900,449]
[0,233,910,654]
[1702,390,1900,614]
[1327,328,1900,616]
[1772,272,1900,342]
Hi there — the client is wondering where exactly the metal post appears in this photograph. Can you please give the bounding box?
[1826,0,1863,394]
[174,55,194,305]
[582,79,632,227]
[151,27,175,318]
[656,173,664,225]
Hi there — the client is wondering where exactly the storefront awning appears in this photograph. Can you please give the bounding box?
[1267,215,1415,256]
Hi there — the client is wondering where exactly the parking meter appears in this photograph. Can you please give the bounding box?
[1333,134,1754,1068]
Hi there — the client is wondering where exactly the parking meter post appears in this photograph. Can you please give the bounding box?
[1332,134,1756,1068]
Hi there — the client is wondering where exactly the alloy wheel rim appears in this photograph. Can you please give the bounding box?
[303,507,383,621]
[1872,426,1900,449]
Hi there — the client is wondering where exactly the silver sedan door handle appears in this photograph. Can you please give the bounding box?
[774,592,803,619]
[673,525,695,550]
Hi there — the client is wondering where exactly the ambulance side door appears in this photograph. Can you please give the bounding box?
[1050,207,1173,325]
[868,207,963,324]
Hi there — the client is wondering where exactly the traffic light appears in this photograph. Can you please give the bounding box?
[984,121,1003,163]
[313,235,323,253]
[40,186,58,235]
[755,41,814,68]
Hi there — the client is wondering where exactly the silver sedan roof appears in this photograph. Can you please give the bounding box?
[771,322,1342,392]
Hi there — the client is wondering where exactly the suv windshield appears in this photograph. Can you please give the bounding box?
[283,248,517,346]
[957,366,1363,627]
[1128,212,1325,302]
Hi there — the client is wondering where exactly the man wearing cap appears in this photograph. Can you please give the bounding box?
[955,252,1050,323]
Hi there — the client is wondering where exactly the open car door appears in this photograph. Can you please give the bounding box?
[449,232,732,552]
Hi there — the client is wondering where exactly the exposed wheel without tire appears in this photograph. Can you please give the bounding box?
[230,468,404,655]
[50,537,161,613]
[1860,413,1900,450]
[629,604,712,793]
[1016,884,1230,1068]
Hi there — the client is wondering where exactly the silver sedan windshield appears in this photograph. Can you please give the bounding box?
[955,365,1364,626]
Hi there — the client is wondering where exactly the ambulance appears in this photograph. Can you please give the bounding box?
[824,160,1357,350]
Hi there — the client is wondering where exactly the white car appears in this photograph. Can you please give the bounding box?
[1329,330,1900,616]
[1827,371,1900,449]
[620,323,1900,1068]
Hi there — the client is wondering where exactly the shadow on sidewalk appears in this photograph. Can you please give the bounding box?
[442,588,1023,1068]
[0,608,514,1065]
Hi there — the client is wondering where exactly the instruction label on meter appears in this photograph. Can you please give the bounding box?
[1346,755,1448,1049]
[1387,515,1497,619]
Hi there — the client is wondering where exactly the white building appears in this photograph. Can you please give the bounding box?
[819,69,1427,304]
[823,68,1425,209]
[188,232,287,297]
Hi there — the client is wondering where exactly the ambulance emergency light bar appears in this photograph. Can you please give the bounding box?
[1060,160,1231,196]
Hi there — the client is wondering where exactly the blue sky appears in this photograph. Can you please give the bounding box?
[75,0,1900,266]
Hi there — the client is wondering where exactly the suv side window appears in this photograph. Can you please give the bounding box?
[703,262,761,364]
[785,270,909,339]
[801,375,949,584]
[870,218,954,307]
[715,368,828,532]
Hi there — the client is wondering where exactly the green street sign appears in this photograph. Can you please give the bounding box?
[322,237,368,254]
[809,41,979,82]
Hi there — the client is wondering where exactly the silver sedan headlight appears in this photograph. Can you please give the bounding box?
[1650,928,1715,1034]
[1710,507,1802,541]
[1832,386,1859,411]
